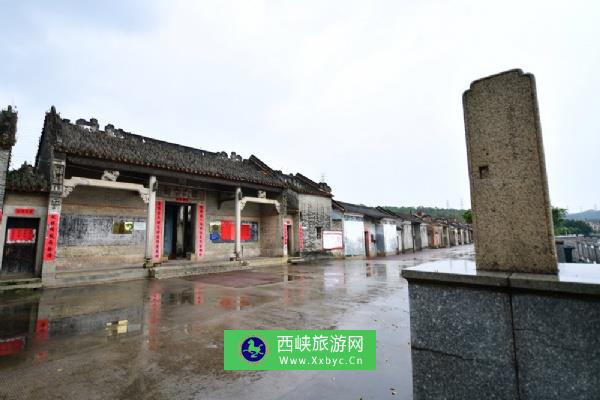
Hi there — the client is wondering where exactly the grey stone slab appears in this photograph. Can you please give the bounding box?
[409,282,515,362]
[402,259,510,287]
[463,69,557,273]
[510,267,600,296]
[403,260,600,296]
[408,282,518,399]
[512,293,600,400]
[412,348,518,400]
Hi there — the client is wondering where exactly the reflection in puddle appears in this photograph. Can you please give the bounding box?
[0,337,25,357]
[105,319,142,336]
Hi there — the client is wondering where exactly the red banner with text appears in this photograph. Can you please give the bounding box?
[43,212,60,261]
[152,200,164,262]
[196,203,205,258]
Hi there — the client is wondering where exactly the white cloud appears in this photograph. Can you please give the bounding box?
[1,0,599,210]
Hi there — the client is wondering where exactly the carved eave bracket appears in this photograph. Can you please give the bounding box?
[239,196,281,214]
[62,176,151,203]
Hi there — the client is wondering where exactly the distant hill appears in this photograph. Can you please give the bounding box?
[567,209,600,221]
[384,206,468,222]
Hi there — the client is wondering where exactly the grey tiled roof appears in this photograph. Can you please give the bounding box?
[40,109,284,188]
[0,106,17,149]
[7,163,49,193]
[249,155,332,197]
[336,201,393,219]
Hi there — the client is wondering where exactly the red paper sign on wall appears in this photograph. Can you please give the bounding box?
[196,203,205,258]
[298,224,304,251]
[14,208,35,215]
[221,220,234,241]
[15,208,35,215]
[7,228,36,244]
[152,200,165,262]
[43,212,60,261]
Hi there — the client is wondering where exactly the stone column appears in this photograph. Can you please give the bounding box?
[463,69,557,273]
[234,187,242,260]
[0,106,17,229]
[0,147,12,264]
[41,155,66,285]
[144,176,156,266]
[0,106,18,269]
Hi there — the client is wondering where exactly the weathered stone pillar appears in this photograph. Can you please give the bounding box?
[403,70,600,400]
[41,154,66,285]
[0,106,17,265]
[0,106,17,218]
[463,69,557,273]
[234,187,242,260]
[144,176,156,266]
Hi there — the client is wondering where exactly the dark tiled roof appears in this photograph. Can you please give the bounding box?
[336,201,392,219]
[0,106,17,149]
[40,109,284,188]
[249,155,332,197]
[279,173,332,197]
[7,163,49,193]
[378,207,423,223]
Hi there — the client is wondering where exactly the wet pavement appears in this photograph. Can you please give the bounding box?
[0,245,474,400]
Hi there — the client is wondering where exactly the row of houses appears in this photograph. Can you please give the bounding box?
[0,106,471,288]
[332,202,472,257]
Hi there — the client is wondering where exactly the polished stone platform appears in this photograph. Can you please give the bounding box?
[402,260,600,400]
[402,259,600,295]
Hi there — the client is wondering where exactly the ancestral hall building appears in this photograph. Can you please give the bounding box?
[0,107,338,287]
[0,106,471,288]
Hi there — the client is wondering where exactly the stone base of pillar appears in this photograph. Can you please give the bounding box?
[402,261,600,400]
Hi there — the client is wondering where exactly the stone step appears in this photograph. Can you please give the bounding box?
[0,277,42,292]
[151,257,286,280]
[151,261,253,279]
[49,268,149,288]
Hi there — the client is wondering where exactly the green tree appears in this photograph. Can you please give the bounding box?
[563,220,593,236]
[552,207,566,230]
[463,209,472,224]
[552,206,592,236]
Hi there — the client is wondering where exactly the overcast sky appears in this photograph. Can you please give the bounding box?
[1,0,598,212]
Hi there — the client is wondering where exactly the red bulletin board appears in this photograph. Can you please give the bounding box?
[221,220,234,241]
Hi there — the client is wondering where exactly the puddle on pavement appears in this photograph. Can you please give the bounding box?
[0,247,474,400]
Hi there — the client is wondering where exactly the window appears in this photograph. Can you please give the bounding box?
[316,227,322,239]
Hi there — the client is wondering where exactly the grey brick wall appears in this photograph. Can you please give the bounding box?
[298,194,332,253]
[0,149,11,209]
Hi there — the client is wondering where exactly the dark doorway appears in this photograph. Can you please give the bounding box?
[286,224,293,256]
[163,203,194,259]
[413,223,421,251]
[364,231,370,257]
[2,217,40,276]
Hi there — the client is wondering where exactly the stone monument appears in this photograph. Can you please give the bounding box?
[463,69,557,273]
[402,69,600,400]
